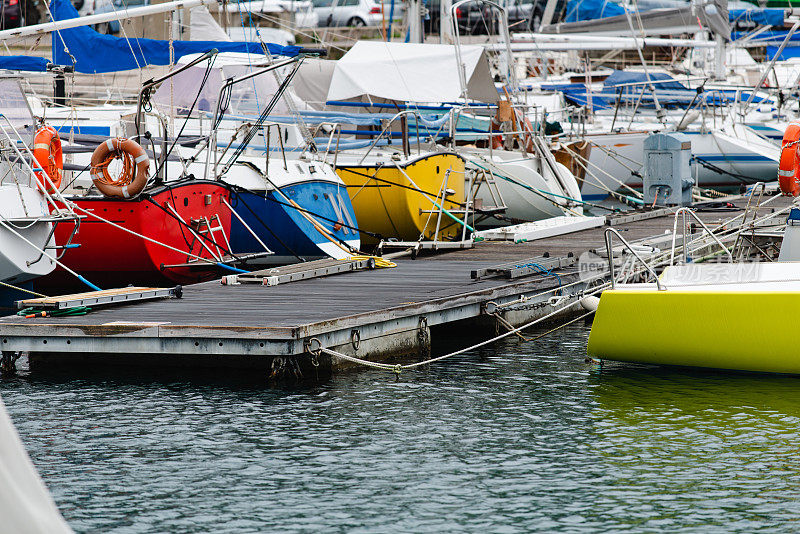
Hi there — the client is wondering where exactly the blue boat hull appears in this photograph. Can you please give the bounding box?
[227,181,360,265]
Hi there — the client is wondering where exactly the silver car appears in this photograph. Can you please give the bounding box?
[313,0,399,27]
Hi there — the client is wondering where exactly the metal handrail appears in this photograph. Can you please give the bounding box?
[669,207,734,266]
[0,115,77,217]
[305,121,342,167]
[731,182,766,259]
[451,0,521,92]
[206,56,303,179]
[135,49,218,137]
[604,227,665,291]
[357,110,424,165]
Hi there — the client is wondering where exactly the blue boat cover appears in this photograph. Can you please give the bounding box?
[603,70,688,91]
[540,71,769,111]
[213,109,452,129]
[767,45,800,60]
[564,0,782,26]
[50,0,302,73]
[0,55,49,72]
[563,0,626,22]
[729,8,784,27]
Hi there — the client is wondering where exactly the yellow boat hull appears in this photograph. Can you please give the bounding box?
[335,152,466,244]
[587,289,800,374]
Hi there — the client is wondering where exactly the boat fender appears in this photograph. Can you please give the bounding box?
[489,116,504,150]
[580,295,600,312]
[90,137,150,199]
[778,122,800,197]
[32,125,63,194]
[490,100,513,149]
[515,109,537,154]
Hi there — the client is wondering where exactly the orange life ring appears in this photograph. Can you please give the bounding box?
[32,126,63,194]
[90,137,150,199]
[779,122,800,197]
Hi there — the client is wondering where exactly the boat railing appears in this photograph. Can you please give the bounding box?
[357,110,424,165]
[208,56,303,179]
[605,227,665,291]
[669,207,734,266]
[0,114,77,219]
[306,121,342,168]
[451,0,520,91]
[135,49,218,138]
[731,182,766,260]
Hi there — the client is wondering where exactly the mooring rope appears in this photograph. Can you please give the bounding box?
[315,283,608,375]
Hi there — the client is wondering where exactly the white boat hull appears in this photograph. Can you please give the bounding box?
[580,125,780,200]
[466,148,583,227]
[0,186,57,284]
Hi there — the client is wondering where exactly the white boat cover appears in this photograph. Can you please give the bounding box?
[189,5,295,45]
[188,5,231,42]
[0,396,72,533]
[326,41,499,104]
[294,58,338,110]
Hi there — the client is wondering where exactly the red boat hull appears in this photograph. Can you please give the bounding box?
[46,181,233,288]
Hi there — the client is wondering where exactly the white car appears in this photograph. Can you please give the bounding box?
[313,0,399,27]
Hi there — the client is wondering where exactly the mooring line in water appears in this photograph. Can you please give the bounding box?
[491,309,597,342]
[315,284,608,375]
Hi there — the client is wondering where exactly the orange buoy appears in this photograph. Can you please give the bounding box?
[90,137,150,199]
[32,126,63,194]
[489,117,504,150]
[517,110,537,154]
[779,122,800,196]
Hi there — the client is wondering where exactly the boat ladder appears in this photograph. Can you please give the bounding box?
[190,214,231,261]
[467,166,507,218]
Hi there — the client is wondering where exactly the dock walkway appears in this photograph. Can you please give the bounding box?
[0,200,787,377]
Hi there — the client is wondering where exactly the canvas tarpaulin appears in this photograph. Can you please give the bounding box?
[0,56,49,72]
[49,0,301,73]
[326,41,499,104]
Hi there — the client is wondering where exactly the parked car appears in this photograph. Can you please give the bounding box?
[1,0,40,29]
[71,0,93,16]
[313,0,400,27]
[424,0,565,35]
[91,0,148,34]
[423,0,479,34]
[0,0,20,29]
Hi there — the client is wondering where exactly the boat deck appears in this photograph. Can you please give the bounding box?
[0,197,789,377]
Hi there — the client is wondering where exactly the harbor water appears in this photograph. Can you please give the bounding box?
[3,323,800,532]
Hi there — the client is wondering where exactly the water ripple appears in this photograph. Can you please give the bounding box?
[3,323,800,532]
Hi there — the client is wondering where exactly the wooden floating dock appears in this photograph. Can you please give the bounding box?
[0,197,789,378]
